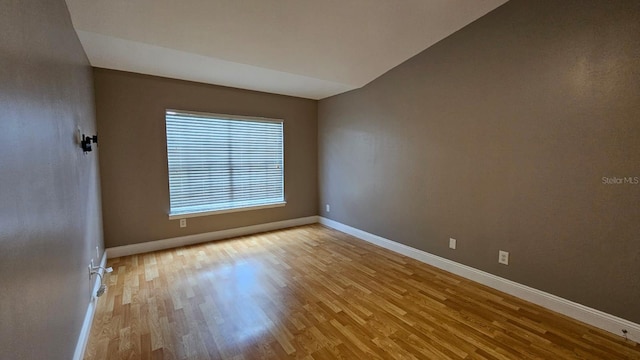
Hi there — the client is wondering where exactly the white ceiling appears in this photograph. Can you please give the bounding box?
[65,0,507,99]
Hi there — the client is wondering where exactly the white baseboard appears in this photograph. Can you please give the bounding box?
[73,252,108,360]
[106,216,319,258]
[318,217,640,343]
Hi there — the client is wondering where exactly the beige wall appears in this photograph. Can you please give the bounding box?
[319,0,640,323]
[0,1,104,359]
[94,69,318,248]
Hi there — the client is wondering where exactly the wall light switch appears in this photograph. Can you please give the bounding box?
[180,218,187,228]
[449,238,457,249]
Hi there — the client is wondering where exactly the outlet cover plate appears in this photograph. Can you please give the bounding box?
[499,250,509,265]
[449,238,457,249]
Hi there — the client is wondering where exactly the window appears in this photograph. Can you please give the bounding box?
[165,110,285,218]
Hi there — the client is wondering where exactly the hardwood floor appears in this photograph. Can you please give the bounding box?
[84,224,640,359]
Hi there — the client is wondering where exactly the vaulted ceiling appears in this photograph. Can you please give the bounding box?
[65,0,507,99]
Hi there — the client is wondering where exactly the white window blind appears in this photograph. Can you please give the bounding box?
[166,110,284,218]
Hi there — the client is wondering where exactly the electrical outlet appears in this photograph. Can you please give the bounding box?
[96,246,100,260]
[499,250,509,265]
[449,238,457,249]
[180,218,187,228]
[326,204,330,212]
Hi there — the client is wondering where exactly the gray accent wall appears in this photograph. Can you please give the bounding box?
[319,0,640,323]
[0,1,104,359]
[94,69,318,248]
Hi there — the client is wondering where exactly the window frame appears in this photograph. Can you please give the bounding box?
[165,109,286,220]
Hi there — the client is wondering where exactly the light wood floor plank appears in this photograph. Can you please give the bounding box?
[85,225,640,359]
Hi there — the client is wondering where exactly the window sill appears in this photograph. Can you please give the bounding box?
[168,201,286,220]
